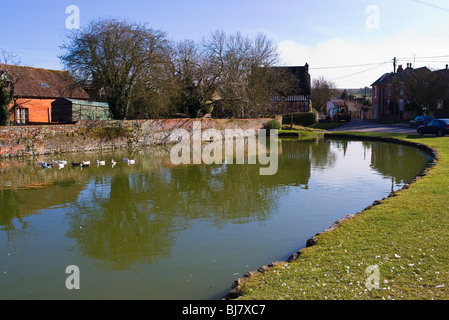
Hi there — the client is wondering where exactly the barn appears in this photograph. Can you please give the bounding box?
[0,64,110,124]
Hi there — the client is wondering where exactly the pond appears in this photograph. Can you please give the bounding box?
[0,137,432,300]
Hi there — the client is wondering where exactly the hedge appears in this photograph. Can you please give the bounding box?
[282,112,318,127]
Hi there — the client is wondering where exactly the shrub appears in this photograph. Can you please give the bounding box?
[0,87,11,126]
[283,112,318,127]
[264,119,281,130]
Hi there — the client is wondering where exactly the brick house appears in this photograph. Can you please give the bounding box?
[371,63,449,120]
[0,64,109,125]
[371,64,427,120]
[432,65,449,118]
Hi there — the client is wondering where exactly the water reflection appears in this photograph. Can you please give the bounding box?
[368,141,426,185]
[0,138,431,299]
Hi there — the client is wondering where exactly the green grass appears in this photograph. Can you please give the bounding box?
[310,122,344,130]
[233,131,449,300]
[280,122,343,132]
[75,127,132,140]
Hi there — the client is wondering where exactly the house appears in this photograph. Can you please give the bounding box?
[0,64,110,125]
[326,97,345,117]
[269,63,311,114]
[432,64,449,118]
[371,63,441,120]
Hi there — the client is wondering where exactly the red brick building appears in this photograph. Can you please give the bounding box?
[0,64,90,124]
[371,64,429,120]
[371,64,449,120]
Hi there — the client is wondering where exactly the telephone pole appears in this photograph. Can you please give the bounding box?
[393,57,397,73]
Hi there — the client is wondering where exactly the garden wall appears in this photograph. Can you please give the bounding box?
[0,118,271,158]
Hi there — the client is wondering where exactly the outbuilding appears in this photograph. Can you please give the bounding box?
[0,64,109,125]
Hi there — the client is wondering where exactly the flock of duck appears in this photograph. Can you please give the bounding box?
[38,158,135,169]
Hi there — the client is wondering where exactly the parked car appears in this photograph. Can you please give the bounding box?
[409,115,435,128]
[417,119,449,136]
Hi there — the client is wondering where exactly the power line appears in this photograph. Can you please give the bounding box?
[410,0,449,13]
[309,54,449,82]
[309,55,449,71]
[402,60,449,64]
[397,54,449,60]
[331,61,391,81]
[309,61,390,70]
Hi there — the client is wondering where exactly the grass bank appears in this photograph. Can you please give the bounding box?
[232,131,449,300]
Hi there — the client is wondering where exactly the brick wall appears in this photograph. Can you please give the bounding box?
[11,98,55,124]
[0,118,271,158]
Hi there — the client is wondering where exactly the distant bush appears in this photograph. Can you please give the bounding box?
[283,112,318,127]
[264,119,281,130]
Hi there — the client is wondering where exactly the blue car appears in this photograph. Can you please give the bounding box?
[409,115,435,128]
[417,119,449,137]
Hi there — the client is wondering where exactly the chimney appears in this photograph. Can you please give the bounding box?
[446,64,448,70]
[304,63,309,72]
[397,65,403,73]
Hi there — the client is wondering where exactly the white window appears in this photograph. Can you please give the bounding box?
[16,108,29,125]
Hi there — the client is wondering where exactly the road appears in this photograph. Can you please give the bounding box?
[329,119,417,134]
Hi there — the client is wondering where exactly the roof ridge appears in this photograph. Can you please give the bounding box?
[0,64,69,73]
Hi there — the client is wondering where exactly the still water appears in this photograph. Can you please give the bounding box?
[0,138,431,300]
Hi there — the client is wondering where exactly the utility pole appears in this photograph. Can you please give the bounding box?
[393,57,397,73]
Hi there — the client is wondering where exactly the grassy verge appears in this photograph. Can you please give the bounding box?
[310,122,344,130]
[279,122,343,134]
[74,127,132,140]
[233,131,449,300]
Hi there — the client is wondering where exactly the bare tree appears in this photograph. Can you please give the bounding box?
[0,49,23,125]
[203,30,283,118]
[169,39,219,117]
[310,76,336,114]
[59,18,170,120]
[403,68,446,114]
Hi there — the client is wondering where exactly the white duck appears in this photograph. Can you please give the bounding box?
[97,160,106,166]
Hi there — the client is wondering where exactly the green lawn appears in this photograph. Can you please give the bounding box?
[233,131,449,300]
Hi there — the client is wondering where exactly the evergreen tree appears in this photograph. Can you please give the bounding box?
[0,87,11,126]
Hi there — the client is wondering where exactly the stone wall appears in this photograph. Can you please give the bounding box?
[0,118,271,158]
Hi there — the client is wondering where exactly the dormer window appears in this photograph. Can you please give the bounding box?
[1,71,13,84]
[40,82,50,88]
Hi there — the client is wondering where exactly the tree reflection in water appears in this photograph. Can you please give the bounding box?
[0,138,430,281]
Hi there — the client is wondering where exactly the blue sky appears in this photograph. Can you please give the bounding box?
[1,0,449,88]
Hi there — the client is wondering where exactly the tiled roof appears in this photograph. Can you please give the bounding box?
[371,67,430,86]
[0,64,89,99]
[271,65,311,96]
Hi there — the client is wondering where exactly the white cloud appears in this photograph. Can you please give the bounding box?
[278,31,449,89]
